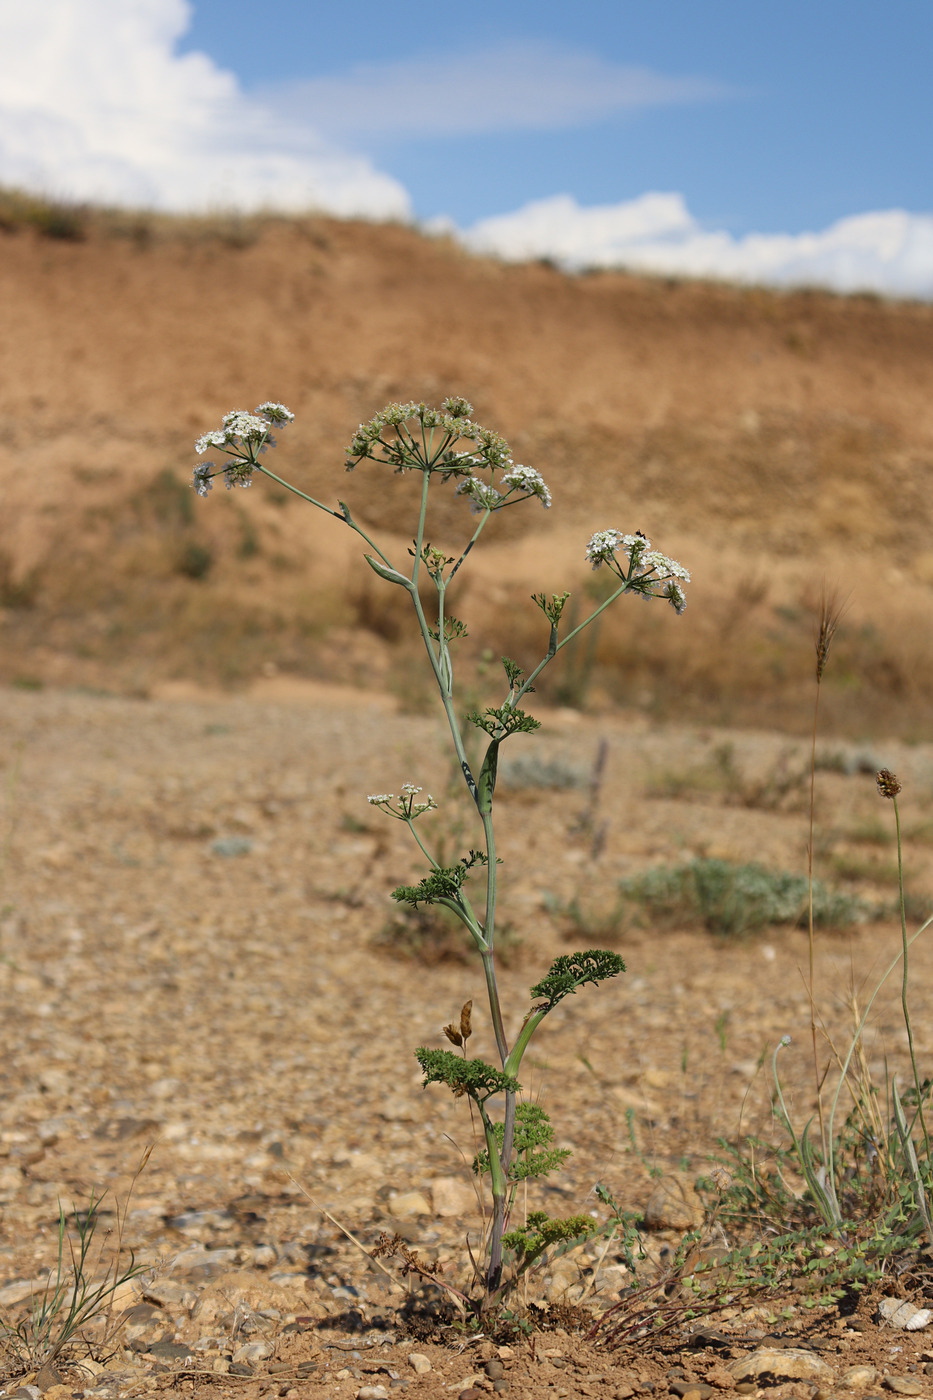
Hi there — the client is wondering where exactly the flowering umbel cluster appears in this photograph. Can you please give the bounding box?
[585,529,690,613]
[367,784,438,820]
[192,403,294,494]
[345,398,551,513]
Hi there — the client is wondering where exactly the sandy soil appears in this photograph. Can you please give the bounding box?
[1,680,933,1396]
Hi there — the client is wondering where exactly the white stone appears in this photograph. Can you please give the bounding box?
[232,1340,274,1364]
[727,1348,834,1384]
[878,1297,933,1330]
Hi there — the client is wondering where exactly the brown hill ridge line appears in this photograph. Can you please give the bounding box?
[0,214,932,730]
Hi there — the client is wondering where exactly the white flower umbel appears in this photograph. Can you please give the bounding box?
[585,529,625,569]
[191,403,294,495]
[368,787,438,820]
[192,464,213,496]
[664,582,688,615]
[255,402,295,427]
[222,410,271,443]
[456,477,503,513]
[500,464,552,509]
[194,430,228,455]
[585,529,690,611]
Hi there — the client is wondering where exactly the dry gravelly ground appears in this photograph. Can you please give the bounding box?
[3,682,933,1400]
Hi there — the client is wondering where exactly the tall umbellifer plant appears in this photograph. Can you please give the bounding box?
[191,397,690,1313]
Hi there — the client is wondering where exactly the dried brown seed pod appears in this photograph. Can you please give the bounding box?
[876,768,902,799]
[443,1024,463,1046]
[460,999,473,1042]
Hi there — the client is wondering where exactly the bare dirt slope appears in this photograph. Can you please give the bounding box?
[1,215,932,732]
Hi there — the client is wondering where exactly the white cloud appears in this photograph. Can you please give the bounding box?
[261,41,728,141]
[5,3,931,301]
[458,193,933,299]
[0,0,410,218]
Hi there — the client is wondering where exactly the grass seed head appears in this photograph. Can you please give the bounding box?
[443,1023,463,1047]
[814,582,848,682]
[876,768,902,799]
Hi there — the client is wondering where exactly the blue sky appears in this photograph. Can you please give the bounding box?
[180,0,932,234]
[3,1,932,294]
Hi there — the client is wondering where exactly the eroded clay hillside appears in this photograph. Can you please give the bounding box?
[1,211,932,732]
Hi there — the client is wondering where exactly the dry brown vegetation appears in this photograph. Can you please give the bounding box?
[1,200,932,734]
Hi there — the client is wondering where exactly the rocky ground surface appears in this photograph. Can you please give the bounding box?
[2,682,933,1398]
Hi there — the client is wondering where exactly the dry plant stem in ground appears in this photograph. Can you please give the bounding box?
[806,586,847,1171]
[190,397,690,1313]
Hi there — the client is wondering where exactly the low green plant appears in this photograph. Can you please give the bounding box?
[618,857,870,938]
[0,1182,148,1377]
[705,603,933,1313]
[189,397,691,1315]
[767,771,933,1242]
[588,595,933,1330]
[498,752,589,792]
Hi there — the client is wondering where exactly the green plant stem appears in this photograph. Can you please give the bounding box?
[513,576,633,706]
[771,1040,841,1227]
[479,1101,510,1295]
[404,818,440,872]
[479,946,509,1066]
[823,913,933,1194]
[396,478,511,1080]
[504,1009,548,1079]
[892,793,931,1155]
[448,510,492,585]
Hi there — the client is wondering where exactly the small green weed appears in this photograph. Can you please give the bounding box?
[499,752,589,791]
[0,1178,148,1379]
[700,607,933,1322]
[618,858,872,938]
